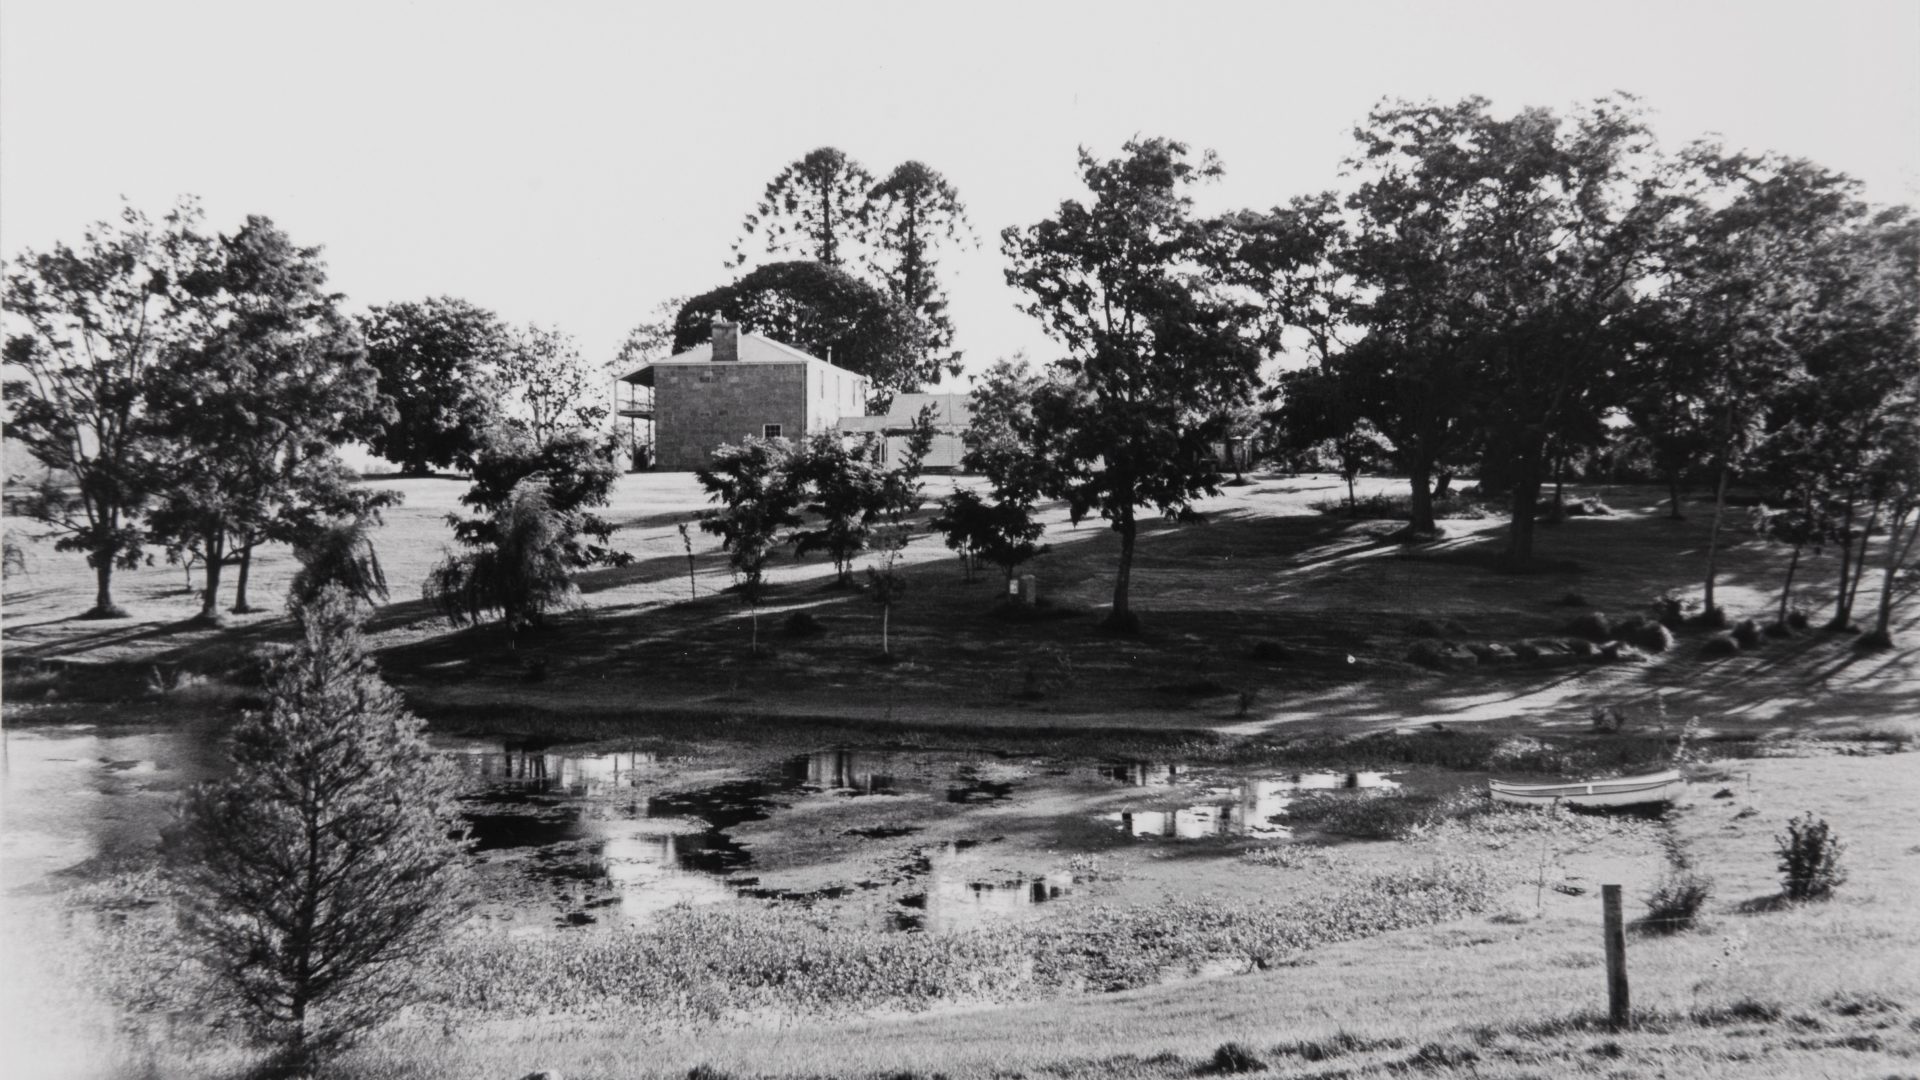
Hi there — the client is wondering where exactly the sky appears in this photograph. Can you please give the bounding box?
[3,0,1916,391]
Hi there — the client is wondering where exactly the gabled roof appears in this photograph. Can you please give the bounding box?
[884,392,972,428]
[620,332,855,385]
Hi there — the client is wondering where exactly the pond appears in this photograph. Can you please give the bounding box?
[2,726,1437,937]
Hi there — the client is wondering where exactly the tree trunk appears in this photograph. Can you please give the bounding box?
[1830,496,1858,628]
[1406,452,1436,537]
[1107,510,1138,633]
[86,555,125,619]
[1667,468,1685,520]
[882,603,891,656]
[1702,465,1731,617]
[1843,502,1880,626]
[231,540,259,614]
[1506,447,1545,566]
[197,532,227,624]
[1778,545,1801,626]
[1551,451,1567,520]
[1869,505,1919,646]
[1346,471,1357,516]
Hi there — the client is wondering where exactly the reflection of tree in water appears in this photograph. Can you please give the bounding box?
[912,841,1076,934]
[1112,772,1399,839]
[445,743,659,796]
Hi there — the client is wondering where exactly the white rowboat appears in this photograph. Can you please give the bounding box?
[1488,769,1683,809]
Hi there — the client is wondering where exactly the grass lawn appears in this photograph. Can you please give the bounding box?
[3,468,1916,1078]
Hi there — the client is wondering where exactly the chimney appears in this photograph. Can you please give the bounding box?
[711,315,740,363]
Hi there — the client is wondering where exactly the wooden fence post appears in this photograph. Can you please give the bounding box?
[1602,883,1629,1030]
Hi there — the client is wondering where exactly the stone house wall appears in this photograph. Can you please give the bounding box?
[654,362,809,471]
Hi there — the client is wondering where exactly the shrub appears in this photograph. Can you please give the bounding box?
[1700,634,1740,658]
[1630,620,1674,653]
[1567,496,1613,517]
[1249,639,1291,662]
[1786,608,1811,631]
[1408,618,1448,638]
[1643,869,1714,932]
[1568,611,1611,641]
[1764,620,1792,638]
[1599,641,1644,663]
[1207,1042,1267,1074]
[1563,637,1595,657]
[1466,642,1516,665]
[1407,640,1473,670]
[1558,591,1589,607]
[782,610,824,637]
[1777,813,1846,900]
[1732,619,1762,649]
[1512,641,1543,663]
[1656,599,1686,629]
[1689,606,1730,630]
[1591,706,1625,733]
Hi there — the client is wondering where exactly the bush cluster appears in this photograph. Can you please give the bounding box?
[1777,813,1847,901]
[1642,869,1715,932]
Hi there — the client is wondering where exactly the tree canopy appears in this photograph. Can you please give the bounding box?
[3,198,219,617]
[866,160,973,376]
[143,215,390,622]
[673,260,930,408]
[733,147,876,269]
[1002,137,1265,632]
[358,297,509,476]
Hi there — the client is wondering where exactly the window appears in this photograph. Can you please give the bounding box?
[763,424,782,438]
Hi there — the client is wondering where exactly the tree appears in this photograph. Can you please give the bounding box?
[1271,367,1390,514]
[866,161,973,376]
[164,587,468,1067]
[867,525,909,659]
[696,436,805,653]
[673,261,928,408]
[1653,149,1868,618]
[494,323,608,446]
[790,431,888,586]
[358,298,508,476]
[929,487,1049,584]
[1331,96,1675,559]
[450,426,627,568]
[613,295,687,372]
[1001,138,1264,632]
[142,216,390,622]
[1857,406,1920,648]
[424,477,580,643]
[733,147,876,270]
[288,516,390,610]
[962,354,1051,504]
[2,198,218,617]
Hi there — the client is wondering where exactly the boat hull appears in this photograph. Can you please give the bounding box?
[1489,769,1683,809]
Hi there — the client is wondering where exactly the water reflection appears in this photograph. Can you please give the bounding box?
[1107,771,1399,840]
[791,749,1016,803]
[0,723,224,890]
[443,742,659,796]
[801,749,895,793]
[898,841,1076,933]
[1097,762,1184,786]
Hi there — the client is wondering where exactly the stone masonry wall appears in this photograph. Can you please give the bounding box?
[653,362,809,471]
